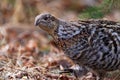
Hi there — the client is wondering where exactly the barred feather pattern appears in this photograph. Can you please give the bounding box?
[35,14,120,79]
[55,20,120,71]
[54,20,120,80]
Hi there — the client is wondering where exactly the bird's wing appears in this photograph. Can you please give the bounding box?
[77,20,120,54]
[78,19,120,34]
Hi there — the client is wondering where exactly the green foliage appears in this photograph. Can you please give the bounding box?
[79,7,104,19]
[79,0,120,19]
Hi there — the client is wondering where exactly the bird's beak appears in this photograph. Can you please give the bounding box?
[34,19,39,26]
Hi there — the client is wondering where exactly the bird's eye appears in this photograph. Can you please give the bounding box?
[44,16,48,20]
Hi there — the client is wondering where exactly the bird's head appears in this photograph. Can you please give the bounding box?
[34,13,59,35]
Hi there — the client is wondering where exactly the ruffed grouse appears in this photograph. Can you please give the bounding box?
[34,13,120,80]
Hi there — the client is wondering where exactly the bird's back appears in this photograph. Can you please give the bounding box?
[55,19,120,71]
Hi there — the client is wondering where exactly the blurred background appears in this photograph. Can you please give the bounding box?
[0,0,120,80]
[0,0,120,25]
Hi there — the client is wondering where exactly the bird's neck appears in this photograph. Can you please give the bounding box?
[55,21,81,39]
[53,20,90,53]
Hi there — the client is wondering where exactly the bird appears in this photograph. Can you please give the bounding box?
[34,13,120,80]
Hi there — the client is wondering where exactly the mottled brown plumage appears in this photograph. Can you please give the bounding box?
[34,13,120,80]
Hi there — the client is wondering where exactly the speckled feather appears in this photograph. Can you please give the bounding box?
[55,20,120,71]
[35,13,120,80]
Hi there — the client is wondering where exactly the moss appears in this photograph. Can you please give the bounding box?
[79,0,120,19]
